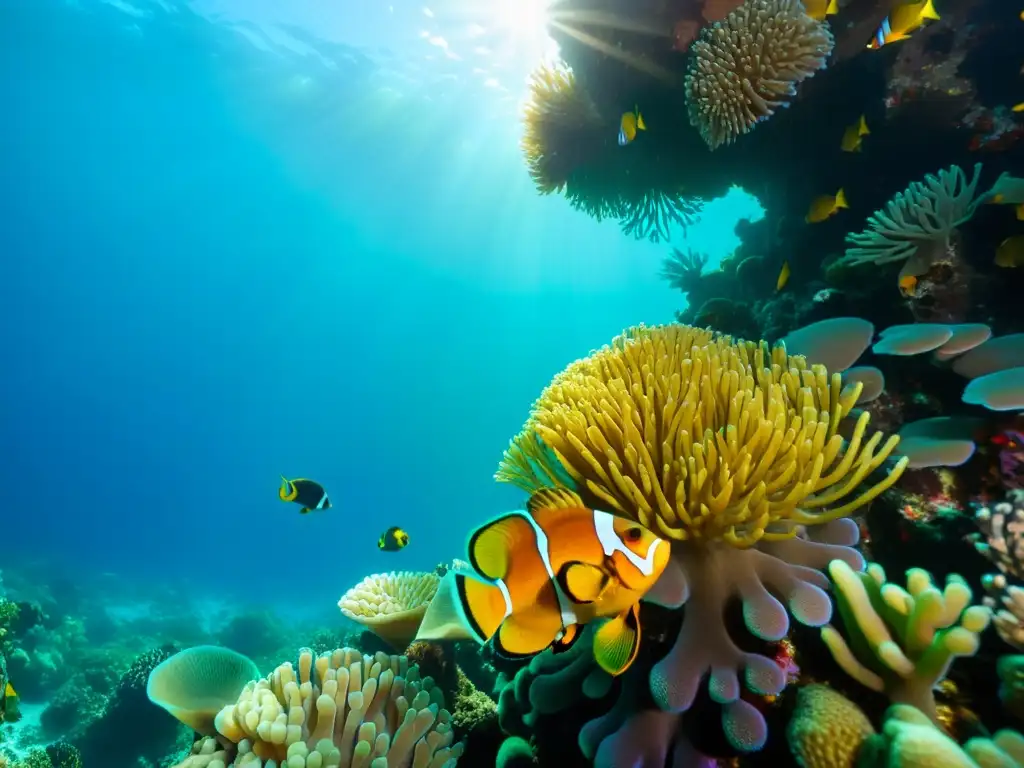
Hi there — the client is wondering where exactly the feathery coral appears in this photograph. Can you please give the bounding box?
[210,646,463,767]
[684,0,834,150]
[498,323,906,546]
[840,163,987,273]
[520,63,601,195]
[338,572,440,651]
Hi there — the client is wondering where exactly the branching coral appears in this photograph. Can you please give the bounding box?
[820,560,991,724]
[684,0,834,150]
[198,646,462,767]
[520,63,602,196]
[338,572,439,651]
[496,323,908,752]
[840,163,988,274]
[620,189,703,243]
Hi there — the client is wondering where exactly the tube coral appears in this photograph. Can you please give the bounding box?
[208,646,463,767]
[684,0,834,150]
[496,323,908,752]
[820,560,991,724]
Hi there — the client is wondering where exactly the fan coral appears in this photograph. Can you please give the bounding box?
[620,189,703,244]
[496,323,907,752]
[206,646,463,767]
[684,0,834,150]
[338,572,440,651]
[520,63,602,195]
[840,163,988,274]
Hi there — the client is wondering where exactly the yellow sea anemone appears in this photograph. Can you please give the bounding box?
[338,571,439,651]
[498,323,906,547]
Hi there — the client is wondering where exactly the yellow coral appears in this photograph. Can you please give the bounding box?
[338,571,439,650]
[521,63,601,195]
[787,685,874,767]
[684,0,833,150]
[212,647,463,767]
[497,324,907,547]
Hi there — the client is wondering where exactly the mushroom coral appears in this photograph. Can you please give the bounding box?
[338,572,439,651]
[496,323,908,752]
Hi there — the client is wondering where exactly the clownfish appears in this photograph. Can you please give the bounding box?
[452,487,670,677]
[278,476,331,514]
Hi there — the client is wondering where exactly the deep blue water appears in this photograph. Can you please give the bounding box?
[0,0,760,613]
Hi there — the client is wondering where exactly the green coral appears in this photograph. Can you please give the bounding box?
[451,666,497,736]
[496,736,536,767]
[12,749,53,768]
[44,742,83,768]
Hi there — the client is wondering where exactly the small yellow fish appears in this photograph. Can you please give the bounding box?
[4,683,14,699]
[987,194,1024,220]
[618,106,646,146]
[806,188,848,223]
[995,235,1024,268]
[840,116,870,152]
[378,526,410,552]
[1013,103,1024,113]
[805,0,839,21]
[453,488,669,676]
[898,274,918,296]
[776,261,791,291]
[867,0,940,48]
[278,476,331,514]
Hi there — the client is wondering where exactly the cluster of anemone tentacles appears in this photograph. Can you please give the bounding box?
[496,323,908,754]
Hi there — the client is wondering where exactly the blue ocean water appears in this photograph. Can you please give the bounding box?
[0,0,760,617]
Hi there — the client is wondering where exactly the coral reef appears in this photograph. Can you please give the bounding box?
[338,572,440,651]
[496,322,907,752]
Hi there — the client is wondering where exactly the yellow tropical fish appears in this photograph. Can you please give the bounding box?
[987,194,1024,220]
[452,488,669,676]
[840,115,870,152]
[804,0,839,20]
[278,476,331,514]
[996,236,1024,268]
[867,0,940,48]
[898,274,918,296]
[776,261,791,291]
[618,106,646,146]
[1014,103,1024,113]
[806,188,848,223]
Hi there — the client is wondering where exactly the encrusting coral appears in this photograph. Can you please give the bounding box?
[496,323,908,752]
[338,572,440,651]
[820,560,991,725]
[684,0,834,150]
[201,646,463,767]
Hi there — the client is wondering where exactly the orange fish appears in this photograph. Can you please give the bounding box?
[806,189,848,223]
[898,274,917,297]
[453,487,669,676]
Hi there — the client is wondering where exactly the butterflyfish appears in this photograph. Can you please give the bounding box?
[618,106,646,146]
[995,236,1024,268]
[776,261,791,291]
[806,188,848,223]
[278,476,331,514]
[867,0,940,49]
[378,526,410,551]
[452,487,669,677]
[805,0,839,21]
[840,115,870,152]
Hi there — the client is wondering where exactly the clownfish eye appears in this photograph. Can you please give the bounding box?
[624,527,643,542]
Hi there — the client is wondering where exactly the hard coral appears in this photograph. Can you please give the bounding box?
[684,0,833,150]
[496,323,908,752]
[210,646,463,767]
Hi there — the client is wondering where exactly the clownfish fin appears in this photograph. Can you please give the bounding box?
[493,611,563,658]
[279,475,297,502]
[551,622,584,654]
[556,561,611,604]
[453,573,509,643]
[466,512,535,581]
[592,603,642,676]
[526,487,586,516]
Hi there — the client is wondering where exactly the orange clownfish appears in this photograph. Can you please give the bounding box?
[452,487,669,676]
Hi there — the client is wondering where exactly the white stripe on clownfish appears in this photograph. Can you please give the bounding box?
[593,509,664,575]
